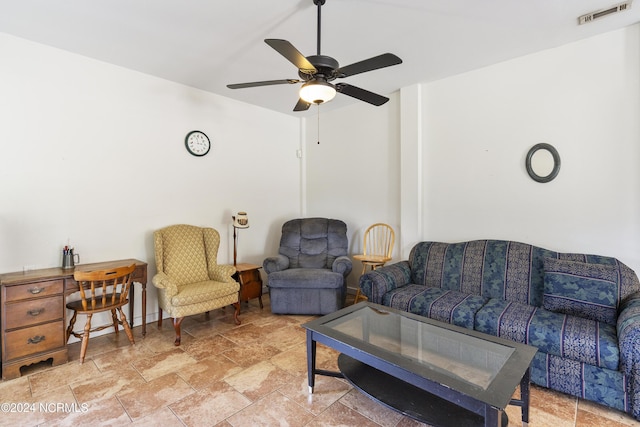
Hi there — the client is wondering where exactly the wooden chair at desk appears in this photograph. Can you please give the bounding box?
[66,264,136,363]
[352,223,395,304]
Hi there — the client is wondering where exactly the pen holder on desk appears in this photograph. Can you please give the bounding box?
[62,250,80,269]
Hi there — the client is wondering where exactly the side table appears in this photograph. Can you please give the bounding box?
[233,263,263,313]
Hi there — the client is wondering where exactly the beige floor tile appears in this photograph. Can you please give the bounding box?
[528,384,577,425]
[181,333,238,361]
[0,384,76,427]
[338,388,404,427]
[48,395,130,426]
[278,373,352,416]
[220,322,270,346]
[0,375,31,401]
[395,416,433,427]
[262,323,307,351]
[132,406,185,426]
[132,347,197,381]
[182,316,238,340]
[269,344,310,375]
[28,359,100,397]
[177,353,244,390]
[117,372,195,420]
[88,341,157,372]
[170,380,252,427]
[222,342,281,368]
[224,360,295,401]
[226,390,314,427]
[306,400,383,427]
[578,399,639,426]
[70,364,146,404]
[576,407,640,426]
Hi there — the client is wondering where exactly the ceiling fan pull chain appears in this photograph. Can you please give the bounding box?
[317,105,321,144]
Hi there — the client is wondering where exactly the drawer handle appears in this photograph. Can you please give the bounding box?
[27,335,45,344]
[28,287,44,294]
[27,309,44,316]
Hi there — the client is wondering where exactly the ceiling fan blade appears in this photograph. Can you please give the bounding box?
[265,39,317,75]
[293,98,311,112]
[227,79,301,89]
[336,83,389,106]
[337,53,402,78]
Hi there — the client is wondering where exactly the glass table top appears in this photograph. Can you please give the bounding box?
[323,305,513,390]
[304,302,537,407]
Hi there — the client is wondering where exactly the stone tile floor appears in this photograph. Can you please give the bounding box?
[0,294,638,426]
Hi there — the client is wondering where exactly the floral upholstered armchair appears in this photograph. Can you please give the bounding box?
[152,224,240,345]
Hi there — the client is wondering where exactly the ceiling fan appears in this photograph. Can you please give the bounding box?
[227,0,402,112]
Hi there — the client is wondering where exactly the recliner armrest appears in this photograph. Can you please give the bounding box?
[332,256,352,276]
[263,255,289,274]
[359,261,412,304]
[152,271,179,299]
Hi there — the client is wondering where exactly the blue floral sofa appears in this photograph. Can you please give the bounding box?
[359,239,640,420]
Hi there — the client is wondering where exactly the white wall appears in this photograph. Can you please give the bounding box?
[421,24,640,272]
[0,34,302,326]
[304,97,402,288]
[305,24,640,280]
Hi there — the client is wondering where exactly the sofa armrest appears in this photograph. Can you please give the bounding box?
[358,261,412,304]
[263,255,289,274]
[152,271,179,299]
[617,292,640,419]
[332,256,352,277]
[618,292,640,369]
[210,264,237,282]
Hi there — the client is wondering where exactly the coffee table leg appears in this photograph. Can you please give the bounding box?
[483,405,500,427]
[307,330,317,394]
[521,368,530,425]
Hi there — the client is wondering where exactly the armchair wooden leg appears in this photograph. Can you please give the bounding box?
[173,317,184,346]
[233,302,241,325]
[157,307,165,328]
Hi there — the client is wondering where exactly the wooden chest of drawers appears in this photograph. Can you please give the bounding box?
[0,259,147,380]
[1,274,68,380]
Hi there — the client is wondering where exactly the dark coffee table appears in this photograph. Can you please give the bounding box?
[303,302,537,427]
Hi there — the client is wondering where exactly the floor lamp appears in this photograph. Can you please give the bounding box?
[232,211,249,266]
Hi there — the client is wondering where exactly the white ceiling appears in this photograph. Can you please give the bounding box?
[1,0,638,116]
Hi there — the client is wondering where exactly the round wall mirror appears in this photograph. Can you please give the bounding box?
[526,143,561,183]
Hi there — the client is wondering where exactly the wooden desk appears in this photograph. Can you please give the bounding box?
[0,259,147,380]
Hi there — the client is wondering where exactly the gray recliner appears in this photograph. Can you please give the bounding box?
[264,218,352,315]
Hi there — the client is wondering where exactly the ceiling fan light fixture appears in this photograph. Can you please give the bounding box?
[299,80,336,104]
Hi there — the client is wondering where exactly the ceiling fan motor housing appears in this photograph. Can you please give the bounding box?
[299,55,339,81]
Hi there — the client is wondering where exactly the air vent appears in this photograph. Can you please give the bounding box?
[578,1,633,25]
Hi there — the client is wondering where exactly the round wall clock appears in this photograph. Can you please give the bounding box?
[184,130,211,157]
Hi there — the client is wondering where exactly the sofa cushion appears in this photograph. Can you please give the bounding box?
[528,308,619,371]
[381,284,428,312]
[475,298,619,370]
[474,298,537,344]
[409,288,488,329]
[543,258,620,325]
[381,285,486,329]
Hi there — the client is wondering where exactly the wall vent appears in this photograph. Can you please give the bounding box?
[578,1,633,25]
